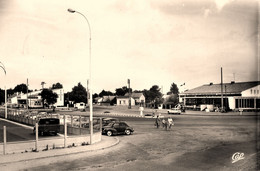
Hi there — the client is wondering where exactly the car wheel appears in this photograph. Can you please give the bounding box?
[125,129,131,135]
[107,131,113,136]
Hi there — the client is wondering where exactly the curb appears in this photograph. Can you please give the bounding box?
[95,113,144,118]
[0,137,120,165]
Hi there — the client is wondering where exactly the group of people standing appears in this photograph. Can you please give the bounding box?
[155,115,174,130]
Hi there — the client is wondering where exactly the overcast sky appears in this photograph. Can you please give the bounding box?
[0,0,258,94]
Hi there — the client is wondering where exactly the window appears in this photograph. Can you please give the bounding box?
[120,123,127,127]
[251,89,253,94]
[114,123,119,127]
[254,90,256,94]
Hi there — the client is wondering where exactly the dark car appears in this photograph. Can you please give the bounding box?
[102,121,134,136]
[33,118,60,135]
[93,117,119,130]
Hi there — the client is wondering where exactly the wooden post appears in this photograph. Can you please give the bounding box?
[64,115,67,148]
[35,123,38,151]
[3,126,6,155]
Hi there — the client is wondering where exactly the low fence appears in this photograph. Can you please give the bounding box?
[0,109,103,155]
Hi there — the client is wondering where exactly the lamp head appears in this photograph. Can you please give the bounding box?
[68,8,76,13]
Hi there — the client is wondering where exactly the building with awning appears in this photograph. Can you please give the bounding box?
[179,81,260,111]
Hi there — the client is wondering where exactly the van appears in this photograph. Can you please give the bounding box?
[33,118,60,135]
[74,102,85,110]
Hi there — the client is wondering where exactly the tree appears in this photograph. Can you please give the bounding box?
[39,89,58,108]
[14,84,28,94]
[170,82,179,94]
[69,83,87,103]
[143,85,163,105]
[115,86,131,96]
[52,82,63,89]
[164,94,178,105]
[98,90,114,97]
[0,89,4,105]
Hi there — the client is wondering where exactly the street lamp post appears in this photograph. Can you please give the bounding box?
[0,62,7,119]
[68,8,93,144]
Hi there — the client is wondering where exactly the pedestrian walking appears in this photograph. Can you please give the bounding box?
[162,118,167,130]
[167,117,173,129]
[155,115,161,128]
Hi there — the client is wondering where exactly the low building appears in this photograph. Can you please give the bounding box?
[125,93,145,106]
[180,81,260,111]
[8,88,64,108]
[116,96,135,106]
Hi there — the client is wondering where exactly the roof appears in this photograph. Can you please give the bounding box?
[124,93,144,99]
[181,81,260,95]
[101,96,115,103]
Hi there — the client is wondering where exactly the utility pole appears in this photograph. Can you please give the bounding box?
[221,67,223,111]
[128,79,131,109]
[27,78,29,111]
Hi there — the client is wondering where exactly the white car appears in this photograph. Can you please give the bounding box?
[167,108,181,115]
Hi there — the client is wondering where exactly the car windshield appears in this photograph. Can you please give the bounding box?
[39,118,60,125]
[107,122,114,127]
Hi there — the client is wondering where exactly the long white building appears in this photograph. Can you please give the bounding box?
[8,88,64,108]
[180,81,260,111]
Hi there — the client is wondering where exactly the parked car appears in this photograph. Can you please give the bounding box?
[102,121,134,136]
[33,118,60,135]
[93,117,119,130]
[167,108,181,115]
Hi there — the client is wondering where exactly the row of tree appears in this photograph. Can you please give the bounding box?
[65,82,180,106]
[0,81,180,107]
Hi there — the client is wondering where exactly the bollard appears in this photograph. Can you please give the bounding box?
[100,118,102,132]
[35,123,38,151]
[79,115,81,128]
[3,126,6,155]
[71,115,73,127]
[64,114,67,148]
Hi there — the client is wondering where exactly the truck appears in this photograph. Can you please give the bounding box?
[33,118,60,135]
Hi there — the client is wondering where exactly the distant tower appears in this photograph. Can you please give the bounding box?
[41,82,46,89]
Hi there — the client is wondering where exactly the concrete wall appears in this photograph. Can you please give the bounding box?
[0,132,101,154]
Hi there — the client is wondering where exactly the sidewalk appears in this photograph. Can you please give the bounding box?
[0,136,119,165]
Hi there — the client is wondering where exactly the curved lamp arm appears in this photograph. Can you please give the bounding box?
[0,65,6,75]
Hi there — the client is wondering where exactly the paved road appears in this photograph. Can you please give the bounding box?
[1,112,258,170]
[24,114,259,171]
[1,114,257,143]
